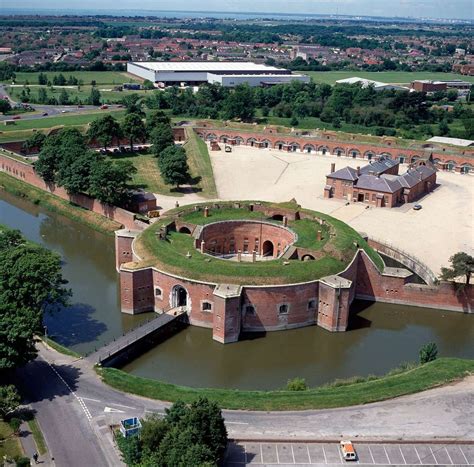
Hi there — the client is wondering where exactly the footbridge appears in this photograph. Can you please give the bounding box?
[86,308,187,367]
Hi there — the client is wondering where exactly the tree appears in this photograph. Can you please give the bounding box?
[57,150,99,195]
[88,87,101,106]
[438,119,450,136]
[0,98,11,114]
[286,377,308,391]
[158,145,190,189]
[150,123,174,157]
[419,342,438,364]
[440,252,474,286]
[0,385,20,418]
[23,132,46,153]
[0,228,70,369]
[58,88,70,105]
[121,113,146,151]
[147,110,171,129]
[121,94,144,116]
[142,79,155,90]
[87,115,122,150]
[89,159,137,205]
[223,84,256,121]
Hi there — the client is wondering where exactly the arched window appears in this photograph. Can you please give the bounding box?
[308,299,316,310]
[278,304,289,315]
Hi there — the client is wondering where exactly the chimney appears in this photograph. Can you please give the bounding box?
[356,166,361,176]
[330,162,336,173]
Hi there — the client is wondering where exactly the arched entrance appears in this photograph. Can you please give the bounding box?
[262,240,274,257]
[172,285,188,308]
[178,226,191,234]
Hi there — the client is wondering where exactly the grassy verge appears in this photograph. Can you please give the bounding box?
[183,127,218,198]
[41,336,82,359]
[97,358,474,411]
[0,172,121,236]
[27,419,47,456]
[0,420,23,461]
[11,71,137,85]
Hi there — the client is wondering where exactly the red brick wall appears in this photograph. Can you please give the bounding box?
[196,128,474,169]
[199,220,295,257]
[356,251,473,312]
[0,153,138,230]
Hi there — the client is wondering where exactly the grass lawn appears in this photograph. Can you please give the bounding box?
[299,71,474,85]
[183,127,218,198]
[0,420,23,461]
[42,337,82,359]
[98,357,474,411]
[27,419,47,456]
[133,203,382,284]
[0,172,121,236]
[10,71,138,86]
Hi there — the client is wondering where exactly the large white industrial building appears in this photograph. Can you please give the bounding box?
[127,61,310,87]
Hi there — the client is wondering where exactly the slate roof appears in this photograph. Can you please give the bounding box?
[359,158,399,175]
[327,166,358,181]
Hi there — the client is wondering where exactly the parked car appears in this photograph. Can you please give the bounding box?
[12,115,21,120]
[100,104,109,110]
[42,112,48,116]
[340,441,357,461]
[413,204,422,211]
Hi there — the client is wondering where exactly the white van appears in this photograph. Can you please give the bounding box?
[340,440,357,461]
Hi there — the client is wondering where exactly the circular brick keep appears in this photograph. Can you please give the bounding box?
[199,220,296,259]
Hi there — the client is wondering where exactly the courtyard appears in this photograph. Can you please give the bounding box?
[207,145,473,275]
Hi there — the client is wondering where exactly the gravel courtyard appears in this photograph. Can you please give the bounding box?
[209,145,474,275]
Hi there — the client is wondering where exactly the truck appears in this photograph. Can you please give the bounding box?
[340,441,357,461]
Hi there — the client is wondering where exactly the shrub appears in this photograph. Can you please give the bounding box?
[419,342,438,364]
[9,417,22,434]
[286,377,308,391]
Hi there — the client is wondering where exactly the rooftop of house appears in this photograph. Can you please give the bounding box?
[328,157,399,181]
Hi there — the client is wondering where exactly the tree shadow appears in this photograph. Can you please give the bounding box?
[15,360,81,404]
[44,303,108,347]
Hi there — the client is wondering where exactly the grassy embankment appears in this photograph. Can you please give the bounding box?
[41,337,82,359]
[0,421,23,461]
[134,203,383,284]
[98,357,474,411]
[0,172,121,236]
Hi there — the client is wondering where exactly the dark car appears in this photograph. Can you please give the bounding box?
[413,204,422,211]
[42,112,48,116]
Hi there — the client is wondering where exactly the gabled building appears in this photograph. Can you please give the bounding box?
[324,158,436,207]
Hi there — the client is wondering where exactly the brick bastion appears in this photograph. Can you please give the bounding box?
[116,202,473,344]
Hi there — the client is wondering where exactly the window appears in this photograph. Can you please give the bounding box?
[154,287,163,299]
[244,304,255,315]
[202,301,213,312]
[279,304,289,315]
[308,300,316,310]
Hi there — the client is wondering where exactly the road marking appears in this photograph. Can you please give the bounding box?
[44,358,93,422]
[368,445,375,464]
[337,443,344,464]
[108,403,138,410]
[290,444,295,464]
[430,446,438,464]
[322,445,327,464]
[104,407,125,413]
[306,445,311,465]
[275,444,280,464]
[383,444,391,464]
[414,446,422,464]
[459,446,469,465]
[78,396,101,403]
[399,444,407,465]
[444,446,454,465]
[226,421,249,425]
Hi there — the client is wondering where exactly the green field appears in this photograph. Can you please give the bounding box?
[10,71,139,86]
[0,420,23,461]
[98,357,474,411]
[300,71,474,85]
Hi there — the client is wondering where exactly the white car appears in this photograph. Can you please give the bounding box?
[340,441,357,461]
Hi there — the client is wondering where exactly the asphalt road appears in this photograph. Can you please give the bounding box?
[0,84,122,121]
[15,343,474,467]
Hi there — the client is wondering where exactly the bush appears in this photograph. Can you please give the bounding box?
[419,342,438,364]
[15,458,31,467]
[286,377,308,391]
[8,417,22,434]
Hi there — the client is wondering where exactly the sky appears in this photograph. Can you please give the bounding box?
[2,0,473,20]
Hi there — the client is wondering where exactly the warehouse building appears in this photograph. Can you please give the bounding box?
[127,61,309,87]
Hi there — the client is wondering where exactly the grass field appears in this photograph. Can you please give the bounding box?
[299,71,474,85]
[27,419,47,456]
[183,127,218,198]
[10,71,138,86]
[0,420,23,462]
[98,357,474,411]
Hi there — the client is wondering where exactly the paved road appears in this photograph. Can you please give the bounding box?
[0,84,122,121]
[226,441,474,466]
[15,343,474,466]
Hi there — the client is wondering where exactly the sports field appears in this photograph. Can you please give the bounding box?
[300,71,474,85]
[10,71,138,85]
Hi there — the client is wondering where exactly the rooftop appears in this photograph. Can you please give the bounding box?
[130,61,285,73]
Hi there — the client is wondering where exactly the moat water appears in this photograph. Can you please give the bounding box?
[1,192,473,390]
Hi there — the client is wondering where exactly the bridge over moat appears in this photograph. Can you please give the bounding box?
[86,309,187,367]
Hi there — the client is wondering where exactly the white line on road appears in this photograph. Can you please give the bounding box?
[306,445,311,465]
[226,421,249,425]
[383,444,391,464]
[78,396,101,403]
[399,444,407,465]
[108,402,138,410]
[322,445,327,464]
[275,443,280,465]
[430,446,438,465]
[368,445,375,464]
[444,446,454,465]
[459,446,469,465]
[290,444,295,464]
[414,446,422,464]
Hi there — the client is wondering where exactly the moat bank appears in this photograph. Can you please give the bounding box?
[1,192,473,390]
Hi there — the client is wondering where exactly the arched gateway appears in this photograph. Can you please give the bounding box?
[172,285,188,308]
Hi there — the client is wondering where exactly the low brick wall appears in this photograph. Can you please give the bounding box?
[0,153,139,230]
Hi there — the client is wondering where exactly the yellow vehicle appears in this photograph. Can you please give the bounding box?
[340,441,357,461]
